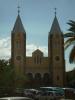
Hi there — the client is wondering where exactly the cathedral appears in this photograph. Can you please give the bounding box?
[11,10,65,88]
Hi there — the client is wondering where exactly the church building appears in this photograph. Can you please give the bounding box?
[11,10,65,88]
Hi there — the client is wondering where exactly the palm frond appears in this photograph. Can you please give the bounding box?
[64,33,75,38]
[64,37,75,49]
[68,20,75,26]
[69,20,75,24]
[69,46,75,63]
[66,20,75,63]
[67,20,75,33]
[68,22,75,27]
[68,27,75,33]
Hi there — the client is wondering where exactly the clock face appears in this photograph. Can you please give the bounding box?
[16,56,21,60]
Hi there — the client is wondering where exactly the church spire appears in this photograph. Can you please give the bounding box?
[12,7,25,34]
[49,9,62,35]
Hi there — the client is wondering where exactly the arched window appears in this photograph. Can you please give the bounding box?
[27,73,33,80]
[35,73,41,80]
[16,41,20,48]
[34,73,42,87]
[57,75,59,81]
[37,55,39,64]
[34,56,36,64]
[34,56,42,64]
[43,73,50,86]
[26,73,33,88]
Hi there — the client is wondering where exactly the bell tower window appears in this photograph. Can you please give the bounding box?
[16,41,20,48]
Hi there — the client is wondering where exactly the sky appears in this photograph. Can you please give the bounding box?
[0,0,75,71]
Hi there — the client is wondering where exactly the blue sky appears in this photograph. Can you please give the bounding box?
[0,0,75,71]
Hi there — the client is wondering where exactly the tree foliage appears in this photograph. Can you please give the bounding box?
[66,69,75,88]
[0,59,14,88]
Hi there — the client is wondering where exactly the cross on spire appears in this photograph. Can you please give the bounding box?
[18,6,20,15]
[54,8,57,16]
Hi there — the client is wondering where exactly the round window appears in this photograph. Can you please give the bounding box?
[16,56,21,60]
[55,56,60,61]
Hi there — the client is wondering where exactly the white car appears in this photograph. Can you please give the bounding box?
[39,87,64,99]
[0,97,33,100]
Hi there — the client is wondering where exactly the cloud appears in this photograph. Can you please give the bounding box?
[26,44,48,56]
[0,37,11,59]
[0,37,48,59]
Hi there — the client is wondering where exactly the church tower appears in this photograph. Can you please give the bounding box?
[48,12,65,87]
[11,10,26,81]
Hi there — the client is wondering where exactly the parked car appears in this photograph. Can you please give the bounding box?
[0,97,33,100]
[39,87,64,99]
[24,88,41,99]
[24,89,35,98]
[62,87,75,99]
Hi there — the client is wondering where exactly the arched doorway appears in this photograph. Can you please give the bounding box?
[26,73,33,88]
[34,73,42,87]
[43,73,50,86]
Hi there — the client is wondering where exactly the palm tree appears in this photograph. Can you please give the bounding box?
[64,20,75,63]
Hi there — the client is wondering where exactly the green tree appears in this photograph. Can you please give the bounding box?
[64,20,75,63]
[0,59,29,95]
[14,74,28,88]
[0,59,14,89]
[66,69,75,88]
